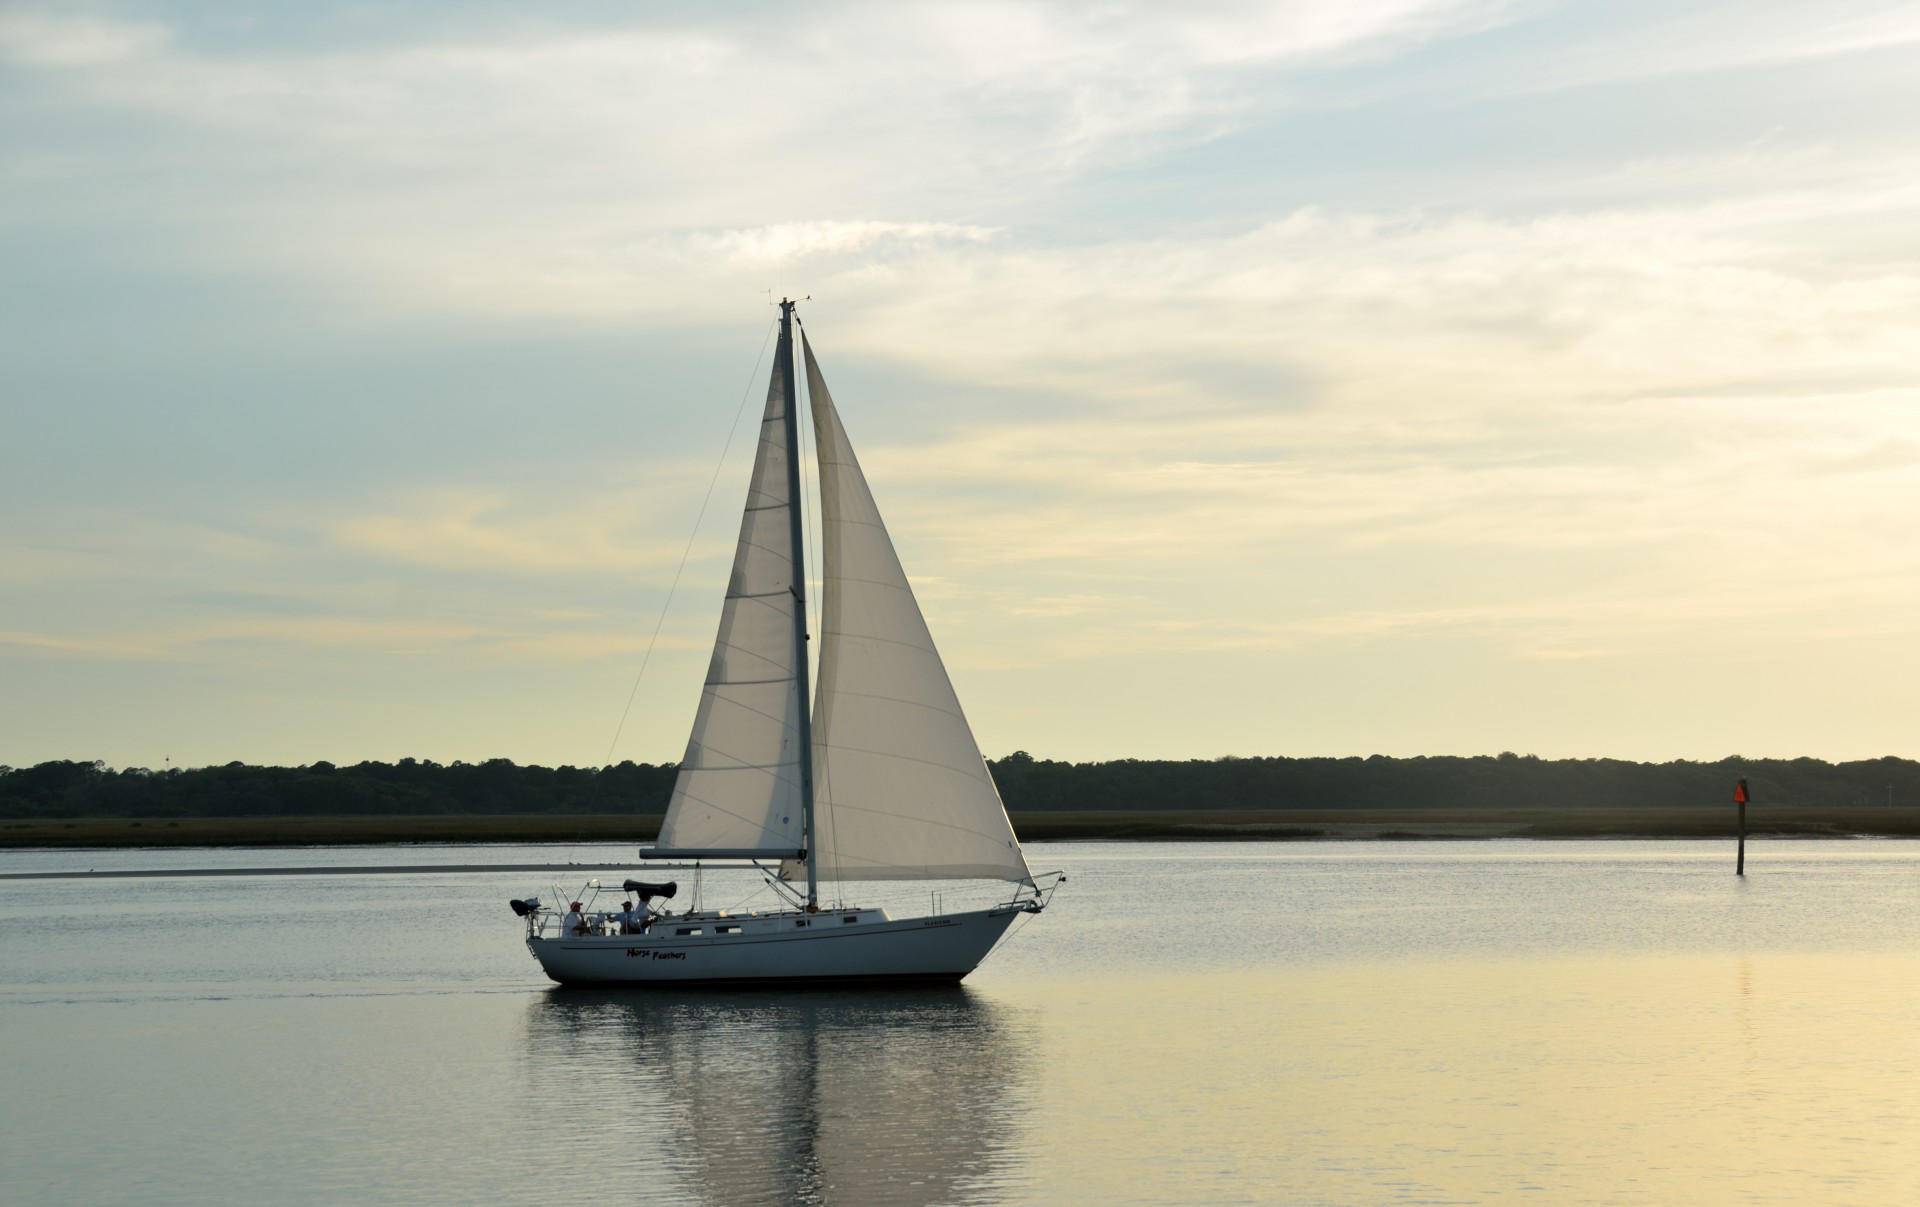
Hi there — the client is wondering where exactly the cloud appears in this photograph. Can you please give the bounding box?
[679,222,1000,268]
[0,2,1507,309]
[328,488,693,574]
[0,629,160,659]
[1,604,707,666]
[0,541,109,587]
[0,12,169,66]
[1530,1,1920,91]
[14,179,1920,679]
[8,2,1920,763]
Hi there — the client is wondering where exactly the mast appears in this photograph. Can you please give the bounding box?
[778,299,820,909]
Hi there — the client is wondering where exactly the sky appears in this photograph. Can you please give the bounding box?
[3,0,1919,770]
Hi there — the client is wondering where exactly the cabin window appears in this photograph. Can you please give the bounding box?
[717,925,741,934]
[842,916,857,924]
[675,927,702,936]
[794,919,808,928]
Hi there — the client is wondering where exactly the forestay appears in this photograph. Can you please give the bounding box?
[792,336,1032,884]
[656,349,807,856]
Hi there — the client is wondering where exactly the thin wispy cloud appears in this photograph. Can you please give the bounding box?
[1513,1,1920,91]
[679,222,1001,268]
[0,11,170,65]
[330,489,700,575]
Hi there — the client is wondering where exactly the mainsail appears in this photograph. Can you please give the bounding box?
[655,337,807,857]
[794,336,1032,884]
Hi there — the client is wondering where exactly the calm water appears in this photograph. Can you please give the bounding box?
[4,840,1919,1205]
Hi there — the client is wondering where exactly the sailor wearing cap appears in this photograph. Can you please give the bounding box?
[565,901,589,936]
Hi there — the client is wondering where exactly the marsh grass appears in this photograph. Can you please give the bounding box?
[5,805,1919,848]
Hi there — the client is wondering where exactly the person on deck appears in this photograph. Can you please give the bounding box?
[564,901,589,937]
[615,900,639,935]
[635,898,662,934]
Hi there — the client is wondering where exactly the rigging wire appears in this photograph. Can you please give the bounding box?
[977,873,1064,966]
[980,894,1045,966]
[563,319,775,866]
[596,318,779,775]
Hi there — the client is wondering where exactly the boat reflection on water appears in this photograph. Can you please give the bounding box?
[524,987,1038,1207]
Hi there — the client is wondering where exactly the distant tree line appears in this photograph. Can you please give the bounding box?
[0,758,677,819]
[985,751,1920,811]
[4,752,1919,820]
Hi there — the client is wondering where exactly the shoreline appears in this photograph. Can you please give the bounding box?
[5,806,1920,849]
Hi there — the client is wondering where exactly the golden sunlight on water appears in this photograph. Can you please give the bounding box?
[1022,955,1920,1206]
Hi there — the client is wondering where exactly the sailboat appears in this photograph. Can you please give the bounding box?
[513,300,1061,985]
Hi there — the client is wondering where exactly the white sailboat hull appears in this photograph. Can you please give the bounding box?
[528,905,1029,986]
